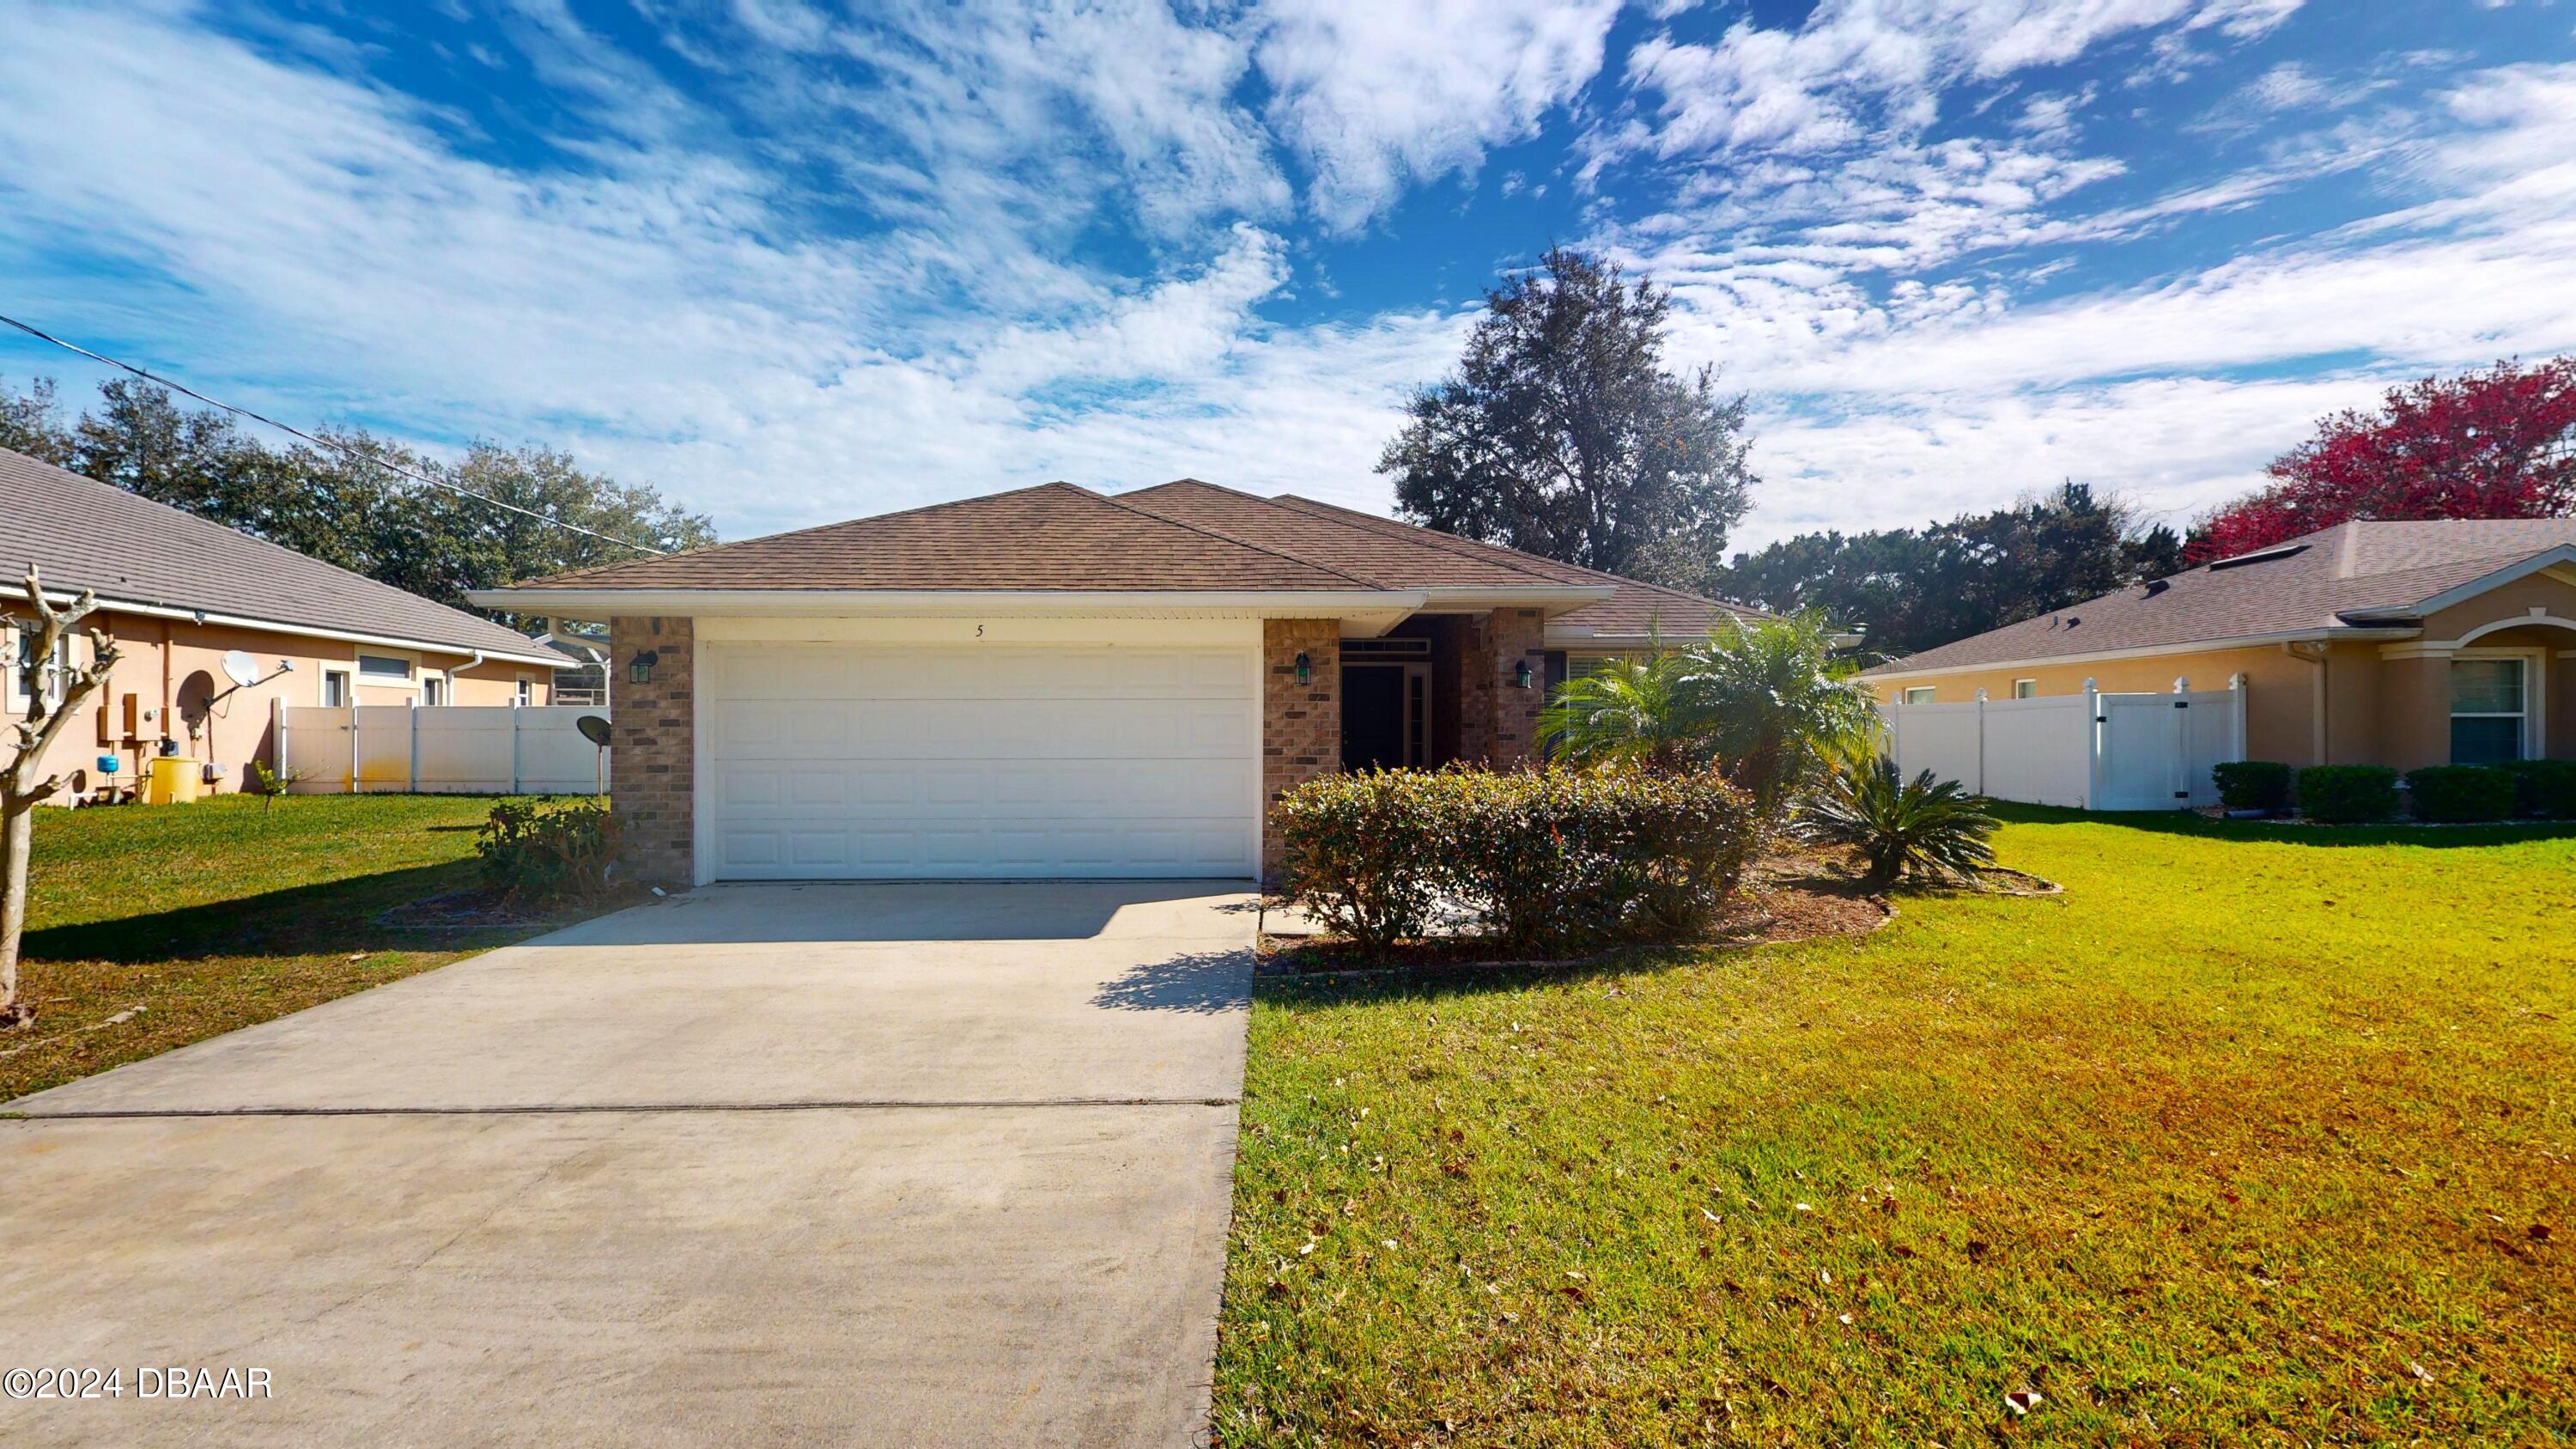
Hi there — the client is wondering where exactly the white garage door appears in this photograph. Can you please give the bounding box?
[702,642,1258,880]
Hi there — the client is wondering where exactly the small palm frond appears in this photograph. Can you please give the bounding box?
[1539,649,1709,771]
[1800,756,2000,886]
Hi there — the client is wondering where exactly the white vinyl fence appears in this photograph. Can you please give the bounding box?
[273,703,611,796]
[1879,677,2247,811]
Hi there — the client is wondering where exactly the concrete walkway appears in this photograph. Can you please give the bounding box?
[0,881,1258,1447]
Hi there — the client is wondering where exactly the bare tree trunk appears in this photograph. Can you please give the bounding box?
[2,566,123,1029]
[0,807,29,1027]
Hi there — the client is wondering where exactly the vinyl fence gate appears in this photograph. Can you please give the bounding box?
[273,702,611,796]
[1878,677,2247,811]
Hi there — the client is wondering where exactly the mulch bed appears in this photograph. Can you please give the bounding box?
[1257,846,2057,977]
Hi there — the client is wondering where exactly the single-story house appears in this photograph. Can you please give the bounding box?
[473,478,1760,885]
[1863,518,2576,771]
[3,445,566,800]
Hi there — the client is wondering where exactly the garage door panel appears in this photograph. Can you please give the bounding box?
[707,642,1256,880]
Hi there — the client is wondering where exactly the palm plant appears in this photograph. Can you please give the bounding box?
[1540,612,1881,821]
[1537,648,1707,773]
[1680,613,1883,818]
[1800,755,1999,887]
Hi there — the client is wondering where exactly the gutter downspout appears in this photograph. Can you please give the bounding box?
[2285,641,2330,764]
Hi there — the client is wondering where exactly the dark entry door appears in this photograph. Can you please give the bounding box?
[1341,666,1405,771]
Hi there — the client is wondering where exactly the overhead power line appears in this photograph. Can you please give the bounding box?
[0,313,665,555]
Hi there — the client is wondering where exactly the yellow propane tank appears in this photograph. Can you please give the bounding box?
[143,757,203,806]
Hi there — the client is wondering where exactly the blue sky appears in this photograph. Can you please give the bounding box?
[3,0,2573,555]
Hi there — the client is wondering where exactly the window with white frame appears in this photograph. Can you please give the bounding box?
[2449,657,2527,764]
[356,654,414,684]
[1901,686,1935,704]
[321,669,353,709]
[421,674,447,707]
[2012,679,2038,699]
[8,619,70,711]
[515,676,534,706]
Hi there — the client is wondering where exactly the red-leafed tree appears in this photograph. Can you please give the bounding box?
[2187,357,2576,563]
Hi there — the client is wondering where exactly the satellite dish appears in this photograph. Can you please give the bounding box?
[221,650,261,688]
[576,715,612,747]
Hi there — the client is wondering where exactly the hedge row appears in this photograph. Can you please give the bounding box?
[2223,759,2576,822]
[1273,766,1762,954]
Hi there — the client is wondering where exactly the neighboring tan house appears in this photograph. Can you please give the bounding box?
[1864,519,2576,771]
[474,478,1761,885]
[3,445,566,801]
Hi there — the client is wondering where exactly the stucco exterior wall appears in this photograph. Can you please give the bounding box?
[3,606,550,802]
[1868,569,2576,773]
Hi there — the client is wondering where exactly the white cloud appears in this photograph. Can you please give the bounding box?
[1255,0,1622,230]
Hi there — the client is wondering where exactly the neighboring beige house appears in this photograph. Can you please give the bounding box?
[1864,519,2576,771]
[4,446,565,801]
[474,478,1760,885]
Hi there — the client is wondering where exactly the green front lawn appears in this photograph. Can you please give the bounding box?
[3,795,583,1102]
[1218,809,2576,1444]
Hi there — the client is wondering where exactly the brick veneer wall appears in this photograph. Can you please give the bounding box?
[1482,607,1548,768]
[1261,618,1340,884]
[609,615,695,885]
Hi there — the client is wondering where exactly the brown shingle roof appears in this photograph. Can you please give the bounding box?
[501,477,1765,636]
[1865,518,2576,676]
[0,445,560,663]
[504,482,1371,593]
[1117,480,1568,588]
[1256,493,1769,638]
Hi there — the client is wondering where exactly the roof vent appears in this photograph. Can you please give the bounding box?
[2207,542,2310,571]
[2063,614,2080,628]
[2142,578,2171,597]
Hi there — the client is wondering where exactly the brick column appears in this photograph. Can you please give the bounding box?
[1494,603,1546,768]
[609,615,695,886]
[1261,619,1340,885]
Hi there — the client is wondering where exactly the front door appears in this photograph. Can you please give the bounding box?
[1341,663,1427,771]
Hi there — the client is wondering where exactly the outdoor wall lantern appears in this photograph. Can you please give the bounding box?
[628,648,659,685]
[1514,659,1534,690]
[1294,650,1311,685]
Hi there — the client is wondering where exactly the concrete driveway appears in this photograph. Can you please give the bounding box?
[0,881,1257,1447]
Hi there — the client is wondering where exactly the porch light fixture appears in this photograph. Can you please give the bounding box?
[628,648,659,685]
[1294,650,1311,685]
[1514,659,1534,690]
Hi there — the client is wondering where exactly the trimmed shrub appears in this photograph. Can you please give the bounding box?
[2294,765,2399,824]
[1273,765,1760,955]
[1271,770,1451,953]
[477,798,621,903]
[2211,760,2293,813]
[2497,758,2576,819]
[2404,764,2516,824]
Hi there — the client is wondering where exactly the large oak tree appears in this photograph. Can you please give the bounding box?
[1379,248,1754,587]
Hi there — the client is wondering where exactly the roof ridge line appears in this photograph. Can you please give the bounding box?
[1270,493,1740,609]
[1097,486,1389,589]
[1263,493,1589,590]
[522,480,1097,589]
